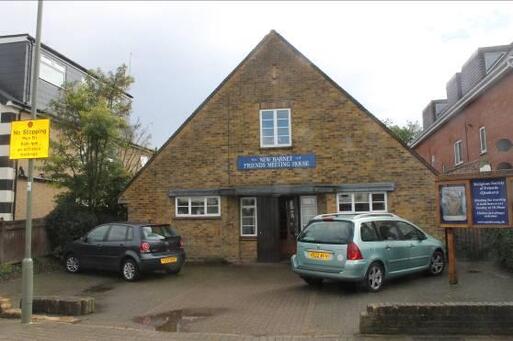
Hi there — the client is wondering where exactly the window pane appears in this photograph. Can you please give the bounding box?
[242,217,255,226]
[277,127,289,136]
[376,222,400,241]
[355,203,370,212]
[107,225,127,241]
[207,206,219,214]
[372,202,385,211]
[242,207,255,217]
[241,198,255,206]
[207,197,218,206]
[242,225,255,235]
[262,120,273,128]
[339,194,351,203]
[88,225,109,242]
[261,111,273,120]
[262,136,274,145]
[339,203,352,212]
[277,119,289,128]
[354,192,369,203]
[262,128,274,137]
[177,198,188,207]
[191,206,205,215]
[277,136,290,145]
[361,223,379,242]
[177,206,189,215]
[191,198,204,207]
[372,193,385,202]
[395,222,420,240]
[298,221,353,244]
[277,110,289,119]
[40,59,65,87]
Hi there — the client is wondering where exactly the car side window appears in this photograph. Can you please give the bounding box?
[360,222,380,241]
[375,221,400,241]
[88,225,110,242]
[107,225,128,242]
[395,221,424,240]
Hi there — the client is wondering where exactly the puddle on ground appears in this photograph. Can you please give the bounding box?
[82,283,114,294]
[134,308,227,332]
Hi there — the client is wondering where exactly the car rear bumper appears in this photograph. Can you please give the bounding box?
[291,254,367,282]
[139,250,186,272]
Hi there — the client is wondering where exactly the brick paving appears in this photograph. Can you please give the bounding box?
[0,261,512,340]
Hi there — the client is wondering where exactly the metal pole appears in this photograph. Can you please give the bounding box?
[21,0,43,324]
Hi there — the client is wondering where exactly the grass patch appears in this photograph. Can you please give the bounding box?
[0,256,62,282]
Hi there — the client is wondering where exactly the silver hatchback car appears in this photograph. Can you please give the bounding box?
[291,213,445,291]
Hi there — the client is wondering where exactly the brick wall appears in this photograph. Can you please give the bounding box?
[121,31,439,261]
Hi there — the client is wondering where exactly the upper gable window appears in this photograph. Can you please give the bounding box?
[260,109,291,148]
[40,55,66,87]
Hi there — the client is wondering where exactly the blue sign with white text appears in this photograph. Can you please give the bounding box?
[237,154,316,170]
[472,178,509,225]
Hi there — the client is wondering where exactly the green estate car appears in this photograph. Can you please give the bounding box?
[291,213,445,291]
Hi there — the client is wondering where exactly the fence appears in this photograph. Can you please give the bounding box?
[0,218,49,264]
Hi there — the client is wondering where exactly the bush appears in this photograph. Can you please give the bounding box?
[45,196,98,256]
[495,229,513,271]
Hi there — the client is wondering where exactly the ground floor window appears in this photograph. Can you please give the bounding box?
[337,192,387,213]
[240,197,257,236]
[175,196,220,217]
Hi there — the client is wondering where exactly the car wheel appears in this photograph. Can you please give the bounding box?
[428,251,445,276]
[121,258,140,281]
[301,276,323,286]
[363,262,384,292]
[65,253,80,273]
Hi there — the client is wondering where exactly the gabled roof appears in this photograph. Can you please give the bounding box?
[120,30,437,198]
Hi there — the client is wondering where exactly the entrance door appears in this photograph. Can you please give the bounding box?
[279,196,299,259]
[257,197,280,262]
[300,196,318,229]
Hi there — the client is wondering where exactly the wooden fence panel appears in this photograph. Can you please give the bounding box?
[0,218,49,264]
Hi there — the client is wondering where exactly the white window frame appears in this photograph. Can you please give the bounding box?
[336,192,388,213]
[454,140,463,165]
[240,197,257,237]
[39,55,66,87]
[175,196,221,217]
[259,108,292,148]
[479,127,487,154]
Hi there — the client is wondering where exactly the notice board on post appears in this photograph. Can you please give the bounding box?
[9,119,50,160]
[436,171,513,229]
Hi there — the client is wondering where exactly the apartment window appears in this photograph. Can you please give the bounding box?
[260,108,291,147]
[175,196,220,217]
[240,197,257,236]
[140,155,149,167]
[454,140,463,165]
[40,55,66,87]
[337,192,387,213]
[479,127,487,154]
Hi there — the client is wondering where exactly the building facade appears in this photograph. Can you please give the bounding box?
[0,34,153,220]
[120,31,438,262]
[413,42,513,174]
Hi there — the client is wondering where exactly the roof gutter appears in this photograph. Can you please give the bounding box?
[411,54,513,148]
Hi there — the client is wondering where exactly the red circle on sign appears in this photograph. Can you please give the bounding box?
[28,121,33,128]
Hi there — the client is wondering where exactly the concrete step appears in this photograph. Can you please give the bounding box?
[0,308,79,323]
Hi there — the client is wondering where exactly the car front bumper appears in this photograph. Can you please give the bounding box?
[290,254,368,282]
[139,250,186,272]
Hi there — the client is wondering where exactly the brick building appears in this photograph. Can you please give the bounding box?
[120,31,438,262]
[412,42,513,174]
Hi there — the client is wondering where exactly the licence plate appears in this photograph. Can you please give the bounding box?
[307,251,332,261]
[160,256,177,264]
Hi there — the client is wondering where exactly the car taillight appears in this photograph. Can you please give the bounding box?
[347,242,363,260]
[179,239,184,248]
[140,242,151,253]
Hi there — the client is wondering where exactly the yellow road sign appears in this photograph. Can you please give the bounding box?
[9,119,50,159]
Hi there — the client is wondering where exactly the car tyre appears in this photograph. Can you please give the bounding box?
[428,250,445,276]
[64,253,81,273]
[301,276,323,286]
[363,262,384,292]
[121,258,140,281]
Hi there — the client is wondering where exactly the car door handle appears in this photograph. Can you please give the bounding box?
[385,246,391,250]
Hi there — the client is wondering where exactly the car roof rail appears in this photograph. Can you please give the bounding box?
[312,212,398,220]
[353,213,398,219]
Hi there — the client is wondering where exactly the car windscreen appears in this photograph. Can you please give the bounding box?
[141,225,177,240]
[298,220,354,244]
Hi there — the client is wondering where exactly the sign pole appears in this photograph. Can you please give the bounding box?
[21,0,43,324]
[447,228,458,285]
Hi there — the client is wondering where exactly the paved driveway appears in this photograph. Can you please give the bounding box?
[0,261,512,337]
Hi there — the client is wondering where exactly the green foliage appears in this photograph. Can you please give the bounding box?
[494,229,513,270]
[384,119,423,145]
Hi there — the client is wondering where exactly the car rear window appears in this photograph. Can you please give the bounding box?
[141,225,177,240]
[298,220,353,245]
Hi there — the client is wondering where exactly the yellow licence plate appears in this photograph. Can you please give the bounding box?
[307,251,332,260]
[160,256,178,264]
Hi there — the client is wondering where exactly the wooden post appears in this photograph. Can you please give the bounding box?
[447,228,458,284]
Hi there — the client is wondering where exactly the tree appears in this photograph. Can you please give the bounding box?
[384,119,423,145]
[44,65,138,213]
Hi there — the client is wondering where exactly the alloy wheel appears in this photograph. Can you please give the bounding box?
[368,265,383,290]
[65,255,79,273]
[123,261,136,280]
[430,252,445,275]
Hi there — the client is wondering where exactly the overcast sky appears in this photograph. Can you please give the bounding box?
[1,1,513,148]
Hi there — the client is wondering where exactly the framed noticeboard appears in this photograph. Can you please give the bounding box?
[436,172,513,228]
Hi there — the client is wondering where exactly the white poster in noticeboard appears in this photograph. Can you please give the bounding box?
[441,185,467,223]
